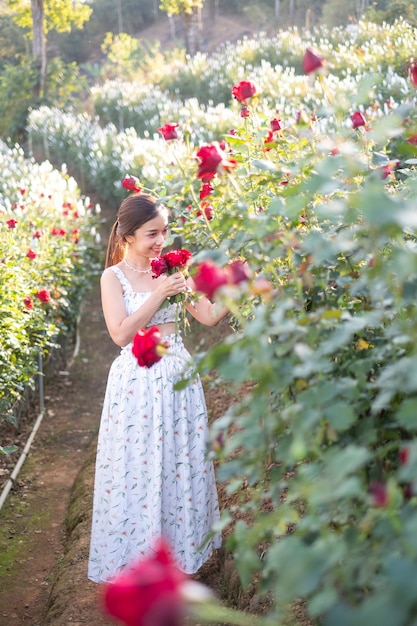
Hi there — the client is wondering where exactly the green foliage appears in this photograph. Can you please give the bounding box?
[159,0,204,16]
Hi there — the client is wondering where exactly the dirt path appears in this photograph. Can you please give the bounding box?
[0,268,234,625]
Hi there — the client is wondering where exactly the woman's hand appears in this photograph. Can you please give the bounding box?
[156,272,187,299]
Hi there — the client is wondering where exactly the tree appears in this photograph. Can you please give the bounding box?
[159,0,204,55]
[7,0,91,97]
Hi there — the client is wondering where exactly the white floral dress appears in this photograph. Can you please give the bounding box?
[88,266,221,583]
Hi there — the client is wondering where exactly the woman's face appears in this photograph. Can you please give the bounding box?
[126,209,169,259]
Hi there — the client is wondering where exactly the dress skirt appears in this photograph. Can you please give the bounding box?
[88,333,221,583]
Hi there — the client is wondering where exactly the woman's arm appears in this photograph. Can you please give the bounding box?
[101,268,186,346]
[184,276,229,327]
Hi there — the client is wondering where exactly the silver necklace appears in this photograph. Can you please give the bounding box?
[123,258,152,274]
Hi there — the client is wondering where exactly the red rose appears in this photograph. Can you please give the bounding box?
[36,289,50,303]
[6,219,17,229]
[270,118,281,132]
[240,105,250,118]
[400,446,410,465]
[199,182,214,200]
[350,111,366,129]
[132,326,169,368]
[264,130,275,150]
[162,249,192,270]
[51,227,66,236]
[197,202,213,221]
[32,230,42,238]
[407,134,417,145]
[23,297,33,310]
[369,482,389,507]
[302,48,324,74]
[158,123,179,140]
[193,261,229,300]
[26,249,37,259]
[409,60,417,87]
[122,174,141,193]
[196,143,237,181]
[228,260,251,285]
[104,538,186,626]
[151,256,169,278]
[231,80,257,104]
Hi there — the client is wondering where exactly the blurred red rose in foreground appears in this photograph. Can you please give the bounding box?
[103,538,186,626]
[193,259,251,300]
[132,326,169,368]
[350,111,366,129]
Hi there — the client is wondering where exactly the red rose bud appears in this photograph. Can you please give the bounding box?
[270,118,281,132]
[407,134,417,145]
[23,297,33,310]
[400,446,410,465]
[122,174,141,193]
[193,260,229,300]
[231,80,257,104]
[302,48,324,74]
[158,123,179,141]
[197,202,214,221]
[6,219,17,229]
[409,60,417,87]
[36,289,50,303]
[103,538,186,626]
[132,326,169,368]
[240,105,250,118]
[199,183,214,200]
[26,249,37,259]
[196,142,237,180]
[227,260,251,285]
[350,111,366,129]
[369,481,389,507]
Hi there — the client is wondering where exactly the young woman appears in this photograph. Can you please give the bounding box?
[88,193,228,583]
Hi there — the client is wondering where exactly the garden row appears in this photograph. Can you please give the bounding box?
[13,18,417,625]
[0,142,101,448]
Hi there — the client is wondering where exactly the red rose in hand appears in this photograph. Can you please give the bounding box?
[132,326,169,368]
[122,174,141,193]
[158,123,179,141]
[231,80,257,104]
[302,48,324,74]
[193,261,229,300]
[196,142,237,181]
[151,256,169,278]
[350,111,366,129]
[104,538,186,626]
[162,249,192,270]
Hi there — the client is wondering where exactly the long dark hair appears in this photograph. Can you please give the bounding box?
[105,194,163,268]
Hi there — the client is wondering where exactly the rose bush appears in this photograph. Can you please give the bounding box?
[0,143,101,426]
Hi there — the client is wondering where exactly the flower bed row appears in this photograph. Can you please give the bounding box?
[0,142,101,436]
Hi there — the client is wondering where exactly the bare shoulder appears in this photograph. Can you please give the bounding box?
[100,266,122,292]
